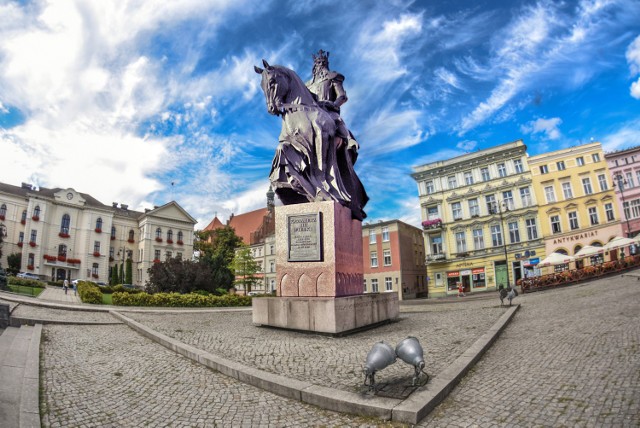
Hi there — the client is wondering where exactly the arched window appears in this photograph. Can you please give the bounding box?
[111,226,116,239]
[58,244,67,257]
[574,245,582,255]
[60,214,70,234]
[556,248,568,255]
[0,204,6,219]
[167,229,173,242]
[21,210,27,223]
[33,206,40,220]
[128,229,135,242]
[155,227,162,238]
[95,218,103,232]
[177,231,183,243]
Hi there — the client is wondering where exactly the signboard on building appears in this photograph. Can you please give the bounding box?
[287,213,323,262]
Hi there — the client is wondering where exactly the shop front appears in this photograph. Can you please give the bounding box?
[447,267,487,294]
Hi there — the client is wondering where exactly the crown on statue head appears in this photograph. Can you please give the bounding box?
[312,49,329,65]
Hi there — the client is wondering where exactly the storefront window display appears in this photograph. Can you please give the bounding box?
[472,267,486,287]
[447,271,459,291]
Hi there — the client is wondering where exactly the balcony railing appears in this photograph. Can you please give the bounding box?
[422,218,442,230]
[426,254,446,262]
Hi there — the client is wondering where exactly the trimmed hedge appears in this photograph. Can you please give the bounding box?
[100,284,143,295]
[78,281,102,304]
[8,277,46,288]
[112,291,252,307]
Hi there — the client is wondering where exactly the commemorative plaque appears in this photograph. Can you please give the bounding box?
[287,213,322,262]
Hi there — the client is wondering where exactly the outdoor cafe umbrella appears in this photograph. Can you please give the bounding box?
[574,245,604,258]
[603,236,635,251]
[538,252,576,268]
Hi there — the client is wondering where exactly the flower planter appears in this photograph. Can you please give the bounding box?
[127,239,135,243]
[29,241,36,247]
[166,239,173,244]
[177,241,184,246]
[32,216,39,221]
[95,228,102,233]
[153,259,161,263]
[0,215,5,221]
[110,236,116,240]
[93,252,101,257]
[67,259,81,265]
[57,255,66,262]
[17,242,23,247]
[20,220,26,225]
[155,238,163,243]
[27,265,34,270]
[92,274,99,279]
[58,232,70,238]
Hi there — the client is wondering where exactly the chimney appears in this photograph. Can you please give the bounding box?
[21,183,33,190]
[112,202,118,208]
[120,204,128,210]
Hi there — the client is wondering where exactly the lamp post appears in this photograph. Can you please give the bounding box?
[491,200,511,290]
[613,174,631,237]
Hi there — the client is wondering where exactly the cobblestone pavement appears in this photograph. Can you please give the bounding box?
[11,303,118,323]
[419,275,640,427]
[38,286,82,303]
[41,324,398,427]
[126,304,505,392]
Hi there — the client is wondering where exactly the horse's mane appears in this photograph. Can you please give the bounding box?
[273,65,317,106]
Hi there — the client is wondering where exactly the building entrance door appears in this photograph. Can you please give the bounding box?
[512,261,522,285]
[56,269,66,281]
[494,261,508,289]
[461,275,471,293]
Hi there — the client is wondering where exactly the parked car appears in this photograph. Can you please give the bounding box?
[17,272,41,280]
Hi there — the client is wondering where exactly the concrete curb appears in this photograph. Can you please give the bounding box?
[111,305,520,422]
[391,304,520,424]
[20,323,42,428]
[110,310,400,420]
[10,317,123,327]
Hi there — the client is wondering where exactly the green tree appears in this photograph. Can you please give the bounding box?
[146,258,217,294]
[7,252,21,275]
[195,226,244,291]
[229,246,261,294]
[110,265,118,285]
[125,258,133,284]
[119,263,124,284]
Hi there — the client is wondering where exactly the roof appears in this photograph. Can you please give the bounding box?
[204,208,270,244]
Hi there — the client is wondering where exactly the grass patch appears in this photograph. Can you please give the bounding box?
[8,284,44,297]
[101,293,113,305]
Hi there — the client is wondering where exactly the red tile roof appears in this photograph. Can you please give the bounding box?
[203,208,270,244]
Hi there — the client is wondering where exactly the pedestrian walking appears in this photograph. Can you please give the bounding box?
[73,282,77,296]
[63,278,69,295]
[457,281,465,297]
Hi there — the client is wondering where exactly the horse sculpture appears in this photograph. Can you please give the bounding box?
[254,59,368,221]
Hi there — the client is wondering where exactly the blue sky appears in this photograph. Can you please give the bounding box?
[1,0,639,228]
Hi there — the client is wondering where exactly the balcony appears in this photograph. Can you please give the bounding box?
[422,218,442,230]
[426,254,446,262]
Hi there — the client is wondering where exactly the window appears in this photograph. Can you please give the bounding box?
[111,226,116,239]
[626,172,634,188]
[544,186,556,203]
[540,165,549,174]
[452,202,462,220]
[30,229,37,243]
[557,161,566,171]
[19,232,24,244]
[502,190,514,210]
[383,249,392,266]
[605,203,615,221]
[425,181,434,194]
[468,199,480,217]
[514,159,524,173]
[630,200,640,219]
[110,247,115,259]
[370,251,378,267]
[551,215,562,234]
[385,277,393,292]
[455,232,467,253]
[481,167,490,181]
[21,210,27,223]
[178,231,184,243]
[431,236,443,254]
[95,217,103,231]
[448,176,457,189]
[33,206,40,218]
[568,212,579,230]
[589,207,599,225]
[526,218,538,240]
[363,279,367,292]
[60,214,70,234]
[508,221,520,243]
[28,253,34,267]
[94,241,100,253]
[491,225,503,247]
[520,187,532,207]
[58,244,67,257]
[486,195,496,213]
[382,226,389,242]
[472,228,484,249]
[369,229,376,244]
[154,250,161,260]
[129,230,135,241]
[427,206,439,220]
[576,157,585,166]
[371,278,379,293]
[270,261,275,273]
[598,174,608,191]
[0,204,5,218]
[623,201,631,220]
[592,153,600,163]
[562,182,573,199]
[464,171,474,185]
[582,177,593,195]
[497,163,507,177]
[155,227,162,239]
[167,229,173,242]
[92,263,99,276]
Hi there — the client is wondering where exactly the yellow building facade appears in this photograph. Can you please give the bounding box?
[412,140,547,298]
[528,142,622,258]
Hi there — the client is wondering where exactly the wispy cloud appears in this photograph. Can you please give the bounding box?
[627,34,640,99]
[601,118,640,152]
[521,117,563,140]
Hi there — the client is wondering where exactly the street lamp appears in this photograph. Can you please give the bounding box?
[490,200,511,290]
[613,174,632,237]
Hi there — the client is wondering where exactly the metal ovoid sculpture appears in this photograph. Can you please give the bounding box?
[363,337,427,391]
[254,53,368,221]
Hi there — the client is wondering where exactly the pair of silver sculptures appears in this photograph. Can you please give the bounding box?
[363,337,426,390]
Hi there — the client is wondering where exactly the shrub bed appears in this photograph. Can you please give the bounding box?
[112,291,251,307]
[8,277,46,288]
[100,284,143,295]
[78,281,102,304]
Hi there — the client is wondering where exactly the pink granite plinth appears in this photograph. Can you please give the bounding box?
[275,201,363,297]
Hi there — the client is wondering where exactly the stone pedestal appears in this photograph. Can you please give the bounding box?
[252,201,399,334]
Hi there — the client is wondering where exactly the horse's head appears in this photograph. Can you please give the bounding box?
[254,59,290,116]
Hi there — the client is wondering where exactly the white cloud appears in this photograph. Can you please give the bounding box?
[627,35,640,98]
[631,78,640,99]
[521,117,563,140]
[600,119,640,152]
[456,140,477,151]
